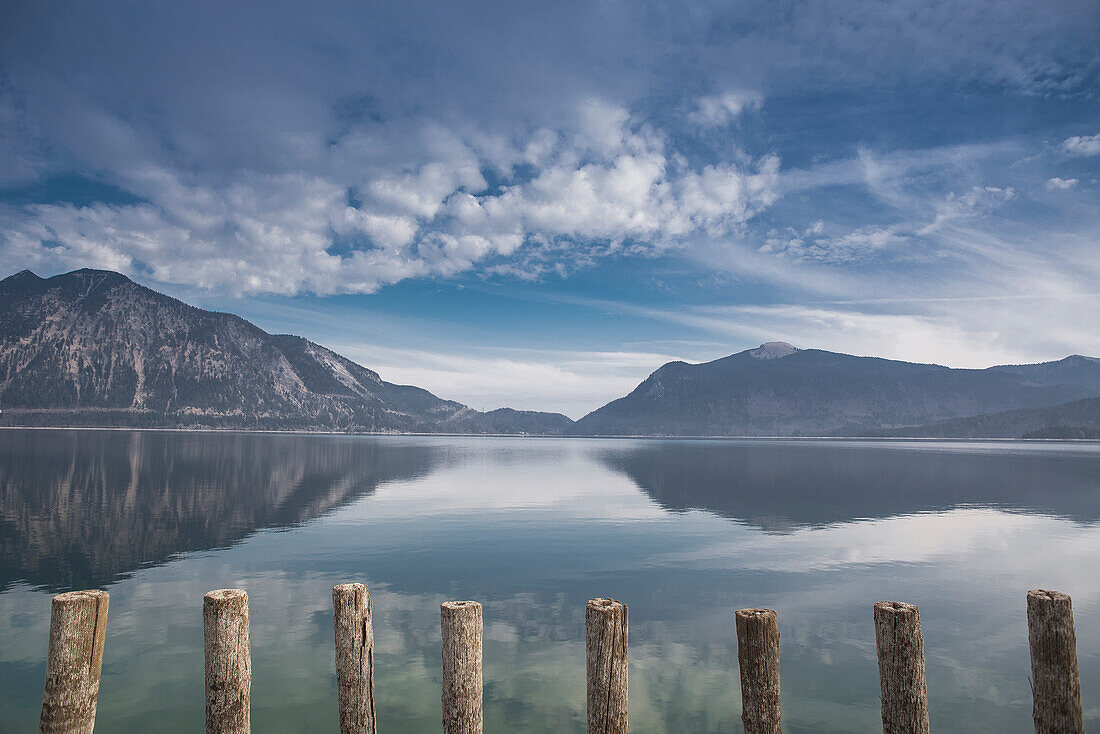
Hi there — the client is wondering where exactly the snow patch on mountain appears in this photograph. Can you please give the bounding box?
[749,342,799,360]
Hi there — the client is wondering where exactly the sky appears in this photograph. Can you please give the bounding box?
[1,0,1099,418]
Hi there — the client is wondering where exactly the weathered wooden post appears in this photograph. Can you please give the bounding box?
[333,583,377,734]
[204,589,251,734]
[441,601,482,734]
[39,590,109,734]
[873,601,929,734]
[586,598,628,734]
[1027,589,1083,734]
[735,608,781,734]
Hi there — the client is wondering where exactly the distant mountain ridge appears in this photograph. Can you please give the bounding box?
[875,396,1100,439]
[569,341,1100,437]
[3,269,1098,438]
[0,269,571,433]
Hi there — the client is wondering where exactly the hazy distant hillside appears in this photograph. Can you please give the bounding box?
[988,356,1100,392]
[0,269,571,433]
[571,342,1100,436]
[438,407,576,435]
[879,396,1100,439]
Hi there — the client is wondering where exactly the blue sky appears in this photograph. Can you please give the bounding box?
[1,0,1098,417]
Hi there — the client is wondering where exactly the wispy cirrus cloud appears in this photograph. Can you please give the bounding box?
[754,185,1018,265]
[332,343,681,419]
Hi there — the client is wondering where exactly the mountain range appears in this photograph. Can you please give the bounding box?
[2,268,1099,438]
[573,341,1100,436]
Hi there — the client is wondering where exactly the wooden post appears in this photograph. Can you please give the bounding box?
[735,608,781,734]
[873,601,929,734]
[204,589,251,734]
[1027,590,1083,734]
[441,601,482,734]
[39,590,109,734]
[333,583,377,734]
[586,598,628,734]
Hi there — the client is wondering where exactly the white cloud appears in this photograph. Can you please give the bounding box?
[1,99,781,295]
[916,186,1016,236]
[780,141,1022,199]
[688,92,762,127]
[1062,133,1100,157]
[756,185,1019,266]
[1045,176,1079,190]
[760,223,908,264]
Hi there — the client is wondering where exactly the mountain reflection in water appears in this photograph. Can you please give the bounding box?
[0,430,443,590]
[601,439,1100,531]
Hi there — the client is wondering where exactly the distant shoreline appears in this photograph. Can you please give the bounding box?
[1,424,1097,442]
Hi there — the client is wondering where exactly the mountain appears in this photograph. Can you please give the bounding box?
[570,342,1100,436]
[0,269,571,433]
[880,396,1100,439]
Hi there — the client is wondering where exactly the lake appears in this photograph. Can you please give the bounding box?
[1,429,1097,732]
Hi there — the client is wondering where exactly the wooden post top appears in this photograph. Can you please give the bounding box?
[1028,589,1071,605]
[52,589,109,604]
[334,582,368,592]
[736,608,777,620]
[204,589,248,611]
[587,598,625,612]
[442,601,481,611]
[875,601,919,614]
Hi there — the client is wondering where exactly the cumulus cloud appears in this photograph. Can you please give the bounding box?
[688,92,762,127]
[2,0,1097,300]
[0,97,780,295]
[1062,133,1100,157]
[1046,177,1079,190]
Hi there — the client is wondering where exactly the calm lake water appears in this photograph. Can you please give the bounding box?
[1,429,1098,732]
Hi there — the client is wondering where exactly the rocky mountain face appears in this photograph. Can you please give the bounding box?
[0,269,572,433]
[570,342,1100,436]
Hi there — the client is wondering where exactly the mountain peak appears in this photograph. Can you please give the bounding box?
[749,341,798,360]
[0,269,46,300]
[63,268,134,285]
[1,269,43,286]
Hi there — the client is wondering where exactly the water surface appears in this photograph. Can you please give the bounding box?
[1,430,1098,732]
